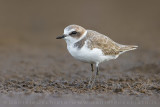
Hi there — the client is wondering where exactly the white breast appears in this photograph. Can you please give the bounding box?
[67,42,116,64]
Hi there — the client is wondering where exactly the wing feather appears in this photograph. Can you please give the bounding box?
[86,30,121,55]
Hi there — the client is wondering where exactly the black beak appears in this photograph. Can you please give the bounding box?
[56,35,66,39]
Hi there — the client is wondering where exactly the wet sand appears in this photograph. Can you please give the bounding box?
[0,46,160,106]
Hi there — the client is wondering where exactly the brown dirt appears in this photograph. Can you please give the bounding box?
[0,47,160,96]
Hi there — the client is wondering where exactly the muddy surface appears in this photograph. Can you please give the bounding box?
[0,46,159,95]
[0,46,160,106]
[0,0,160,106]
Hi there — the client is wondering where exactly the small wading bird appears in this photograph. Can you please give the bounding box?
[56,25,138,88]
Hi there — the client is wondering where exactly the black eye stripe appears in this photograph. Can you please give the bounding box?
[70,31,77,35]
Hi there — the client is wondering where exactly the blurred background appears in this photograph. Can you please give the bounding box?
[0,0,160,51]
[0,0,160,104]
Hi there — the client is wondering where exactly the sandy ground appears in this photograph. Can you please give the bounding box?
[0,42,160,107]
[0,46,160,95]
[0,0,160,106]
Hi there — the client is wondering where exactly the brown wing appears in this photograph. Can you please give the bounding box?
[86,30,121,55]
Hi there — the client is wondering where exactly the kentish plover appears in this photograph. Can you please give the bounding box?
[56,24,138,88]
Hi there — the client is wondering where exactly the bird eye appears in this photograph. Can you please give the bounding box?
[70,31,77,35]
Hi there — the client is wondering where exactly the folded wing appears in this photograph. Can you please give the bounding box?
[86,30,137,56]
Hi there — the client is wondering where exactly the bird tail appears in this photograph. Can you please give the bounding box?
[119,45,138,52]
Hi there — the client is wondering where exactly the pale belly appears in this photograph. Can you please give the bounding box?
[67,45,116,64]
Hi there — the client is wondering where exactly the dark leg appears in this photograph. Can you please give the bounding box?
[88,64,94,87]
[96,65,99,76]
[96,64,99,82]
[90,63,99,88]
[91,64,94,72]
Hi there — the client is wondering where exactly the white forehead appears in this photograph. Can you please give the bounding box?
[64,28,75,35]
